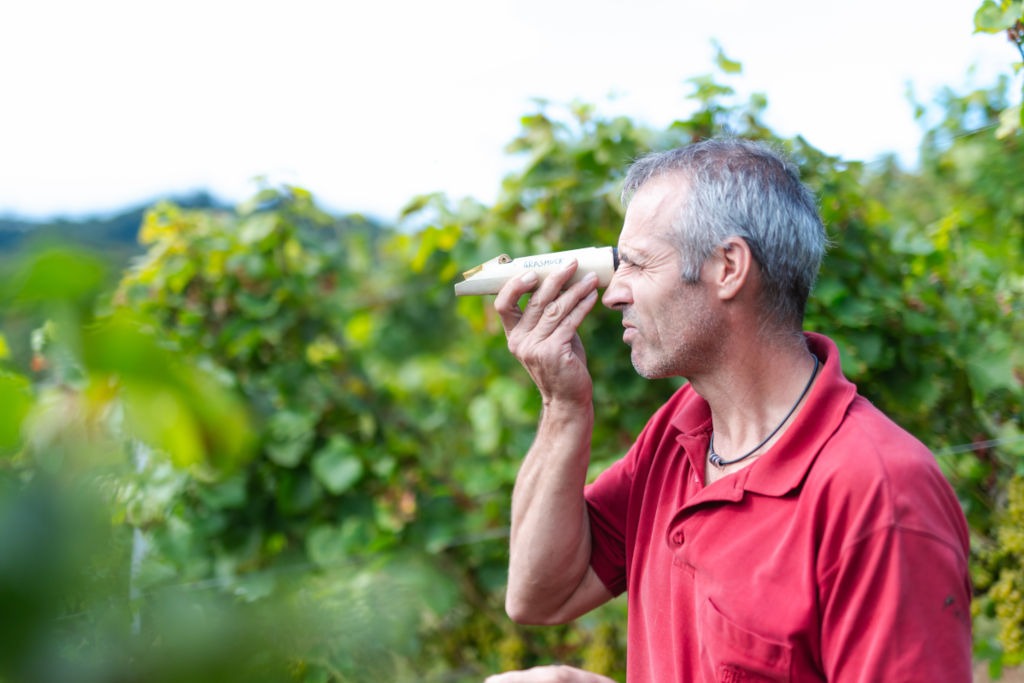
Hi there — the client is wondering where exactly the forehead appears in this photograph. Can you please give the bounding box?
[620,173,688,246]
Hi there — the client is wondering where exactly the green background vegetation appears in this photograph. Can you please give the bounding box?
[2,5,1023,681]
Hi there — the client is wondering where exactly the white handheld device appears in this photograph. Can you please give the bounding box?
[454,246,619,296]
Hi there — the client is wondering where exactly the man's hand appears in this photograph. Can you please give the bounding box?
[485,665,618,683]
[495,260,600,407]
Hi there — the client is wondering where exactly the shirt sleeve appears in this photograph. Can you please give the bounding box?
[585,453,635,597]
[584,385,695,598]
[819,524,973,682]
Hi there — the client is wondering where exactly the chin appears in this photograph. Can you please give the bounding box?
[631,356,668,380]
[631,347,687,380]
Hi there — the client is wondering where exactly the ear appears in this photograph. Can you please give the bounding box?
[710,236,755,302]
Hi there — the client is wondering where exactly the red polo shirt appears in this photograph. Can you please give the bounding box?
[585,333,971,682]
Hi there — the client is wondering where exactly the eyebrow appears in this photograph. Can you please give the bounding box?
[617,245,653,265]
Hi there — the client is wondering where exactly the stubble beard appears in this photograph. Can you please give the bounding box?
[628,289,722,381]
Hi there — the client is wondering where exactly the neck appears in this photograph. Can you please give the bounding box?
[695,334,817,467]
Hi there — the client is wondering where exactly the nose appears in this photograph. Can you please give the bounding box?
[602,267,630,310]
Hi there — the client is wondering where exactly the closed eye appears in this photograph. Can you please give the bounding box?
[616,251,641,269]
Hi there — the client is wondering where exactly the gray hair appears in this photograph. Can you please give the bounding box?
[622,138,827,329]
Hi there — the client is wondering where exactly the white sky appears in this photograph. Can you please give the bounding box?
[0,0,1015,222]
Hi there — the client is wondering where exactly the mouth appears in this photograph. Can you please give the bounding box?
[619,308,637,342]
[621,321,637,344]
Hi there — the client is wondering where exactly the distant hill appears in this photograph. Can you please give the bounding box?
[0,191,228,257]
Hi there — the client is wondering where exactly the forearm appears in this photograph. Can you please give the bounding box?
[491,261,608,623]
[506,398,596,623]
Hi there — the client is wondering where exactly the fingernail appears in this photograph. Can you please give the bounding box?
[584,271,598,283]
[521,271,539,285]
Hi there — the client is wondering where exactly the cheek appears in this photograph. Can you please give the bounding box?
[642,302,683,347]
[660,290,714,340]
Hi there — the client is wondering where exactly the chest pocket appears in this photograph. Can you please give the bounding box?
[700,598,793,682]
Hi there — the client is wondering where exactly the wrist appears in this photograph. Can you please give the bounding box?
[541,395,593,419]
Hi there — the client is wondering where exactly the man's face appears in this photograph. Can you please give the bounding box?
[602,175,722,380]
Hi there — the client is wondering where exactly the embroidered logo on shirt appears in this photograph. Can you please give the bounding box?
[718,664,781,682]
[720,666,745,683]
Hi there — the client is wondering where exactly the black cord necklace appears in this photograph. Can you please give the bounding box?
[708,354,820,469]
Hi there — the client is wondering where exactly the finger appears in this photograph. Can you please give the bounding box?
[530,271,599,343]
[496,259,582,337]
[516,260,582,332]
[484,665,615,683]
[495,269,540,337]
[483,669,544,682]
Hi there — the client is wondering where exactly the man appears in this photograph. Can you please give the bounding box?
[485,138,972,682]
